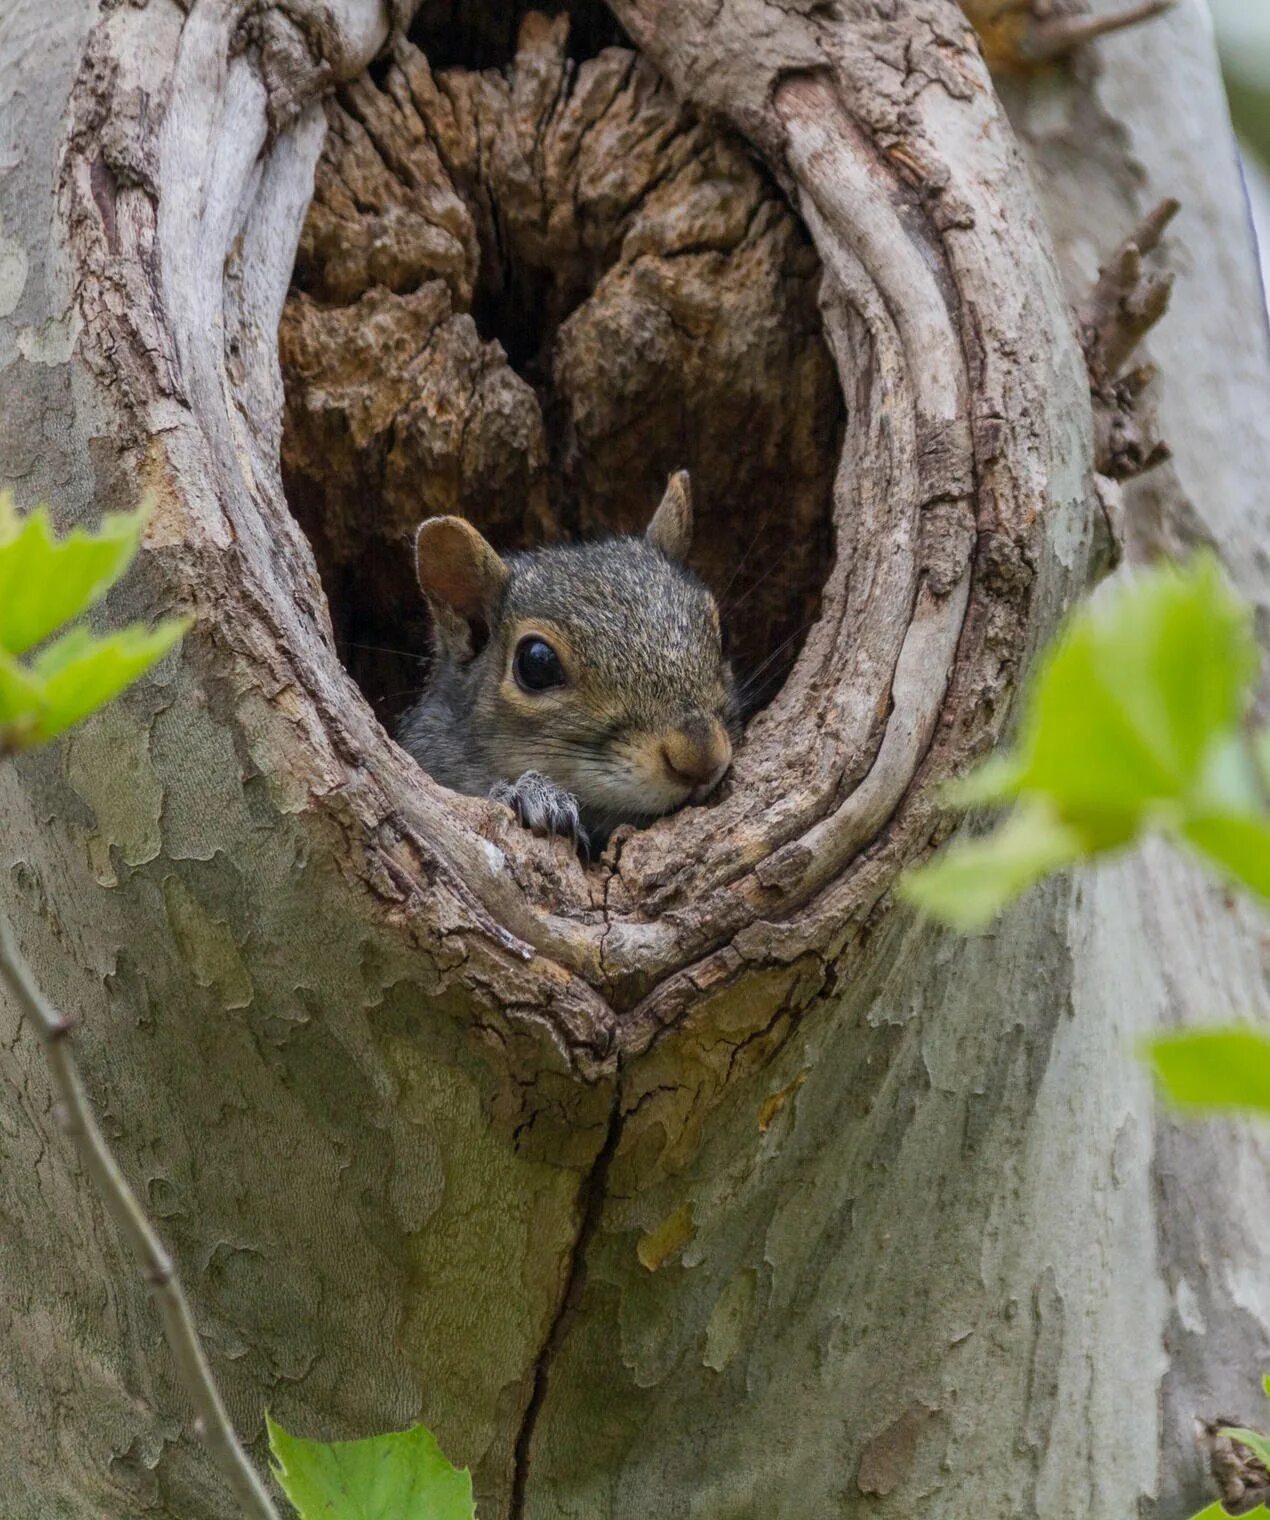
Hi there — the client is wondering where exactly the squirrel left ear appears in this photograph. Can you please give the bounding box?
[415,516,509,658]
[645,470,693,562]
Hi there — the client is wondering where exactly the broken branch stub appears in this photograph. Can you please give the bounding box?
[62,0,1097,1125]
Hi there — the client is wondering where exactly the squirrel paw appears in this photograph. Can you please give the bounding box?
[490,771,590,859]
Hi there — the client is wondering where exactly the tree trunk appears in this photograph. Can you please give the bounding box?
[0,3,1265,1519]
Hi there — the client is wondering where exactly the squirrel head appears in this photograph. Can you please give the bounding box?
[414,473,739,835]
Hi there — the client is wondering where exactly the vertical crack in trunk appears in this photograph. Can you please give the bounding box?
[509,1085,624,1519]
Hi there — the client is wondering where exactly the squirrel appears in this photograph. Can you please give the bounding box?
[398,472,739,855]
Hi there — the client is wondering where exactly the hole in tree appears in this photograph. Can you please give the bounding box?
[279,5,843,742]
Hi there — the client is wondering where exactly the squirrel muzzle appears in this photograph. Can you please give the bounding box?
[658,716,733,801]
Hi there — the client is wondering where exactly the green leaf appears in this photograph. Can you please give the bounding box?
[900,803,1086,931]
[940,753,1027,809]
[1182,811,1270,900]
[20,619,188,745]
[1016,555,1256,820]
[917,557,1268,926]
[0,494,150,657]
[1183,1507,1242,1520]
[1145,1028,1270,1115]
[267,1419,476,1520]
[0,650,46,750]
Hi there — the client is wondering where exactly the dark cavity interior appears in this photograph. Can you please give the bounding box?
[279,5,843,736]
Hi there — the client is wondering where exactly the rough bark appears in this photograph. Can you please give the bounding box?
[0,3,1264,1520]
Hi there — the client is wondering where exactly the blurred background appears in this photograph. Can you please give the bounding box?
[1211,0,1270,300]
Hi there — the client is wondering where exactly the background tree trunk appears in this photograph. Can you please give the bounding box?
[0,4,1265,1520]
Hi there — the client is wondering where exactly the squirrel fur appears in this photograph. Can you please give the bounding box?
[398,472,739,852]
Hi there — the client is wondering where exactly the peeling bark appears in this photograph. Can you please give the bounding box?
[0,1,1265,1518]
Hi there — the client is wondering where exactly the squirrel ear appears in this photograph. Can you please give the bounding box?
[645,470,693,562]
[415,517,509,651]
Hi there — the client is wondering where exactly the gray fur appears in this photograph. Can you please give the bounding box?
[398,534,739,848]
[489,771,589,857]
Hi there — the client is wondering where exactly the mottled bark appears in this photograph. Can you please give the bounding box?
[0,2,1264,1519]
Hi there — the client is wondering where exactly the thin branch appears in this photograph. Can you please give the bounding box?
[0,912,280,1520]
[1080,198,1180,380]
[1027,0,1175,62]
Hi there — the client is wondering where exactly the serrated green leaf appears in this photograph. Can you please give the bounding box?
[1183,1506,1241,1520]
[267,1418,476,1520]
[0,496,149,656]
[900,803,1086,931]
[1145,1028,1270,1115]
[17,618,188,746]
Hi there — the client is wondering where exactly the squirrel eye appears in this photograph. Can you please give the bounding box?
[513,635,566,692]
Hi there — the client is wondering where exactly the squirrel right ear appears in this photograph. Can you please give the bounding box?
[415,517,509,654]
[645,470,693,562]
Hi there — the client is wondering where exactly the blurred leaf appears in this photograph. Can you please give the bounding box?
[0,493,187,754]
[905,557,1267,927]
[940,753,1027,809]
[1015,556,1256,819]
[0,492,148,656]
[0,651,45,751]
[1182,812,1270,900]
[18,620,189,746]
[1145,1028,1270,1115]
[900,803,1085,931]
[267,1418,476,1520]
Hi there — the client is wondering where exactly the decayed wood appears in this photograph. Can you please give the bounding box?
[279,21,840,732]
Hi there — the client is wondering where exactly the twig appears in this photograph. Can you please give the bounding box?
[0,912,280,1520]
[1026,0,1174,63]
[1078,198,1180,488]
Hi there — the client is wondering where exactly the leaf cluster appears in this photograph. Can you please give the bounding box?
[901,555,1268,927]
[0,492,188,753]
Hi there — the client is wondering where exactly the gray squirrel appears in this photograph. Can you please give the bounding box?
[398,472,739,854]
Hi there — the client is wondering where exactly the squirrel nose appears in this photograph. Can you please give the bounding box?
[660,719,732,793]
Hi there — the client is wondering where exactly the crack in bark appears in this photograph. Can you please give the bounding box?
[508,1083,624,1519]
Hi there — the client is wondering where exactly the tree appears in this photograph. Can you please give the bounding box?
[0,1,1265,1517]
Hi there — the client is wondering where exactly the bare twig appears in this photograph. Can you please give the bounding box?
[1026,0,1175,63]
[1078,198,1180,488]
[962,0,1174,73]
[0,912,280,1520]
[1081,198,1180,380]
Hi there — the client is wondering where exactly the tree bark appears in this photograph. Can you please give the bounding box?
[0,3,1264,1519]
